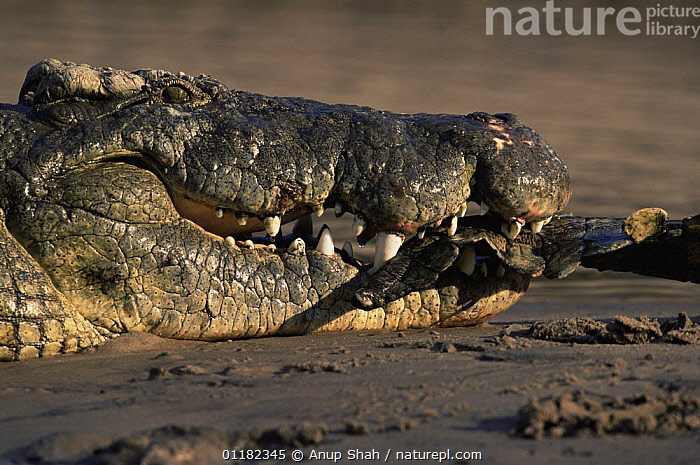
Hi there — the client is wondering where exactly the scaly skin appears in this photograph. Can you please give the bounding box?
[1,59,572,361]
[355,209,700,309]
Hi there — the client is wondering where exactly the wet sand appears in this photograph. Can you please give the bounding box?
[0,1,698,463]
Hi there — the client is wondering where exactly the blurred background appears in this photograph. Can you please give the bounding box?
[1,0,697,302]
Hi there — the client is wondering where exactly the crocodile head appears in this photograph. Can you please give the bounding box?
[0,59,571,359]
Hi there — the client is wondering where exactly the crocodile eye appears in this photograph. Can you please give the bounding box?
[162,85,189,103]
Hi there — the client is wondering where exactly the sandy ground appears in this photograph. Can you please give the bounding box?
[1,302,698,464]
[0,1,698,463]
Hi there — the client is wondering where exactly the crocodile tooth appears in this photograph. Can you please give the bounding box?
[235,212,249,226]
[373,232,403,271]
[480,262,488,277]
[479,203,490,216]
[352,215,366,236]
[242,239,254,249]
[342,241,353,258]
[457,245,476,276]
[225,236,236,247]
[417,228,426,239]
[317,225,335,256]
[214,208,224,219]
[447,216,458,236]
[267,244,277,251]
[292,215,313,237]
[263,215,281,237]
[313,204,324,217]
[458,202,468,217]
[501,219,522,240]
[334,202,344,217]
[530,220,545,233]
[288,237,306,255]
[469,176,477,187]
[496,264,506,277]
[544,216,552,225]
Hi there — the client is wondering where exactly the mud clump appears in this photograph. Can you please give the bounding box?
[515,391,700,439]
[660,312,700,344]
[527,312,699,345]
[279,361,347,374]
[12,423,327,465]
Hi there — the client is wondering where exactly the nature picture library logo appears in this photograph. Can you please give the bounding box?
[486,1,700,38]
